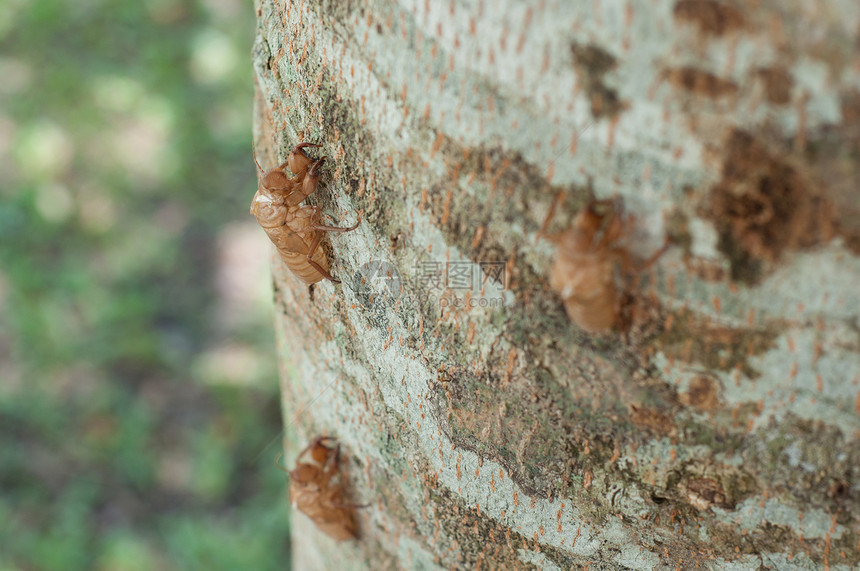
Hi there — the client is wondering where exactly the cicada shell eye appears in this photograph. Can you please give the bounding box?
[310,440,334,464]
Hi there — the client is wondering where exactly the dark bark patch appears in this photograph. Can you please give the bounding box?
[422,141,586,261]
[754,66,794,105]
[628,404,678,438]
[426,485,582,569]
[679,375,720,411]
[802,89,860,255]
[570,42,627,119]
[749,417,860,515]
[664,66,738,99]
[708,129,835,284]
[662,462,756,512]
[679,477,731,510]
[672,0,745,36]
[432,365,593,501]
[655,307,779,378]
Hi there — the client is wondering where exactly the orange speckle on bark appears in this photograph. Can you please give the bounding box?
[472,225,485,249]
[572,524,582,547]
[441,188,453,225]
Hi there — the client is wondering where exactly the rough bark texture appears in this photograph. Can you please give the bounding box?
[252,1,860,569]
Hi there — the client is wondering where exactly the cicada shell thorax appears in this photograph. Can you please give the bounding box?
[250,189,286,227]
[251,143,305,211]
[315,518,359,542]
[290,464,326,496]
[559,287,619,333]
[250,167,305,218]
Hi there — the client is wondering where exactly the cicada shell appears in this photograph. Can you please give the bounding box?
[250,143,359,284]
[548,200,667,333]
[280,436,366,541]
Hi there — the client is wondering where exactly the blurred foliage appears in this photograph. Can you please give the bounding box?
[0,0,293,569]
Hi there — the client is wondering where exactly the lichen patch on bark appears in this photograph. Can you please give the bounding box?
[570,42,627,120]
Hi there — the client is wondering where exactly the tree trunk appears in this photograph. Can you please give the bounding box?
[252,0,860,569]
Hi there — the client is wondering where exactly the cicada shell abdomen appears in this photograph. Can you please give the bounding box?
[280,247,329,285]
[290,484,359,541]
[286,436,365,541]
[252,200,329,284]
[549,236,618,333]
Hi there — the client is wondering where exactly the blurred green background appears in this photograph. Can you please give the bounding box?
[0,0,293,569]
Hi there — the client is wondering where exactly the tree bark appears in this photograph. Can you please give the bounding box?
[252,0,860,569]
